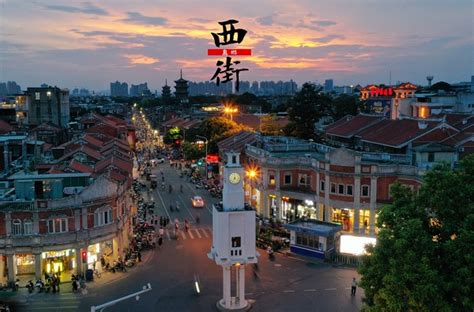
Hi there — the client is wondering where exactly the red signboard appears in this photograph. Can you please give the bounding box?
[206,155,219,163]
[370,87,393,97]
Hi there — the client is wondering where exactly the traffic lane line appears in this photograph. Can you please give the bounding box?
[154,187,171,220]
[283,290,295,293]
[304,289,316,292]
[324,288,337,291]
[177,193,196,223]
[185,183,213,215]
[194,229,201,238]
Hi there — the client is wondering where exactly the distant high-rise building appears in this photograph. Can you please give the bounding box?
[130,83,150,97]
[237,81,250,94]
[0,81,21,96]
[250,81,259,94]
[324,79,334,92]
[26,86,70,127]
[110,81,128,97]
[174,70,189,106]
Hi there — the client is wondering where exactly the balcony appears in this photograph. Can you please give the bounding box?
[361,152,411,165]
[280,185,315,195]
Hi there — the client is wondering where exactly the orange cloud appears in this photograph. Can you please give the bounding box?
[123,54,159,65]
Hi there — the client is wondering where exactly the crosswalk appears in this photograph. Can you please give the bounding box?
[15,292,82,312]
[163,227,212,240]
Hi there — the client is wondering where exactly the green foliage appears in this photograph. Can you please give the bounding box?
[358,156,474,311]
[260,114,284,136]
[163,127,182,145]
[198,116,249,153]
[332,94,359,119]
[182,141,205,161]
[284,83,331,140]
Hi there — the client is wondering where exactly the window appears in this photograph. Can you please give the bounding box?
[35,92,40,100]
[361,185,370,197]
[23,219,33,235]
[94,208,113,227]
[346,185,353,196]
[232,155,236,164]
[320,180,325,192]
[298,174,309,185]
[338,184,344,194]
[231,236,241,248]
[428,152,435,162]
[330,183,336,194]
[269,175,275,186]
[12,219,22,236]
[47,217,68,233]
[284,174,292,185]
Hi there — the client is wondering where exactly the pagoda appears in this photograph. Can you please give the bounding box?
[174,69,189,106]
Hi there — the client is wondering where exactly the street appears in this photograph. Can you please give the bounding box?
[3,162,363,312]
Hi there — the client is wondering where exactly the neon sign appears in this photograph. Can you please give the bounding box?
[370,87,393,97]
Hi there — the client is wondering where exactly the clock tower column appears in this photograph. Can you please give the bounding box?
[223,152,245,211]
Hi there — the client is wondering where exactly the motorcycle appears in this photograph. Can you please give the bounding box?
[26,280,34,294]
[35,279,45,293]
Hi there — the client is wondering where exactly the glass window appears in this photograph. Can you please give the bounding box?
[338,184,344,194]
[428,152,435,162]
[48,217,67,233]
[362,185,370,197]
[346,185,353,195]
[330,183,336,193]
[320,180,325,192]
[298,174,309,185]
[23,220,33,235]
[284,174,291,185]
[12,219,22,235]
[94,208,113,227]
[35,92,40,100]
[269,175,275,185]
[296,232,302,245]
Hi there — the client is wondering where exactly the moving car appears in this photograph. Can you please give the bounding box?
[191,196,205,208]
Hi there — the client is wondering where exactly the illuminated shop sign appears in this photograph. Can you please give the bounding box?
[370,87,393,97]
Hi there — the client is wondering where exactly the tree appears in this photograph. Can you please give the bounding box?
[182,141,205,161]
[198,116,249,153]
[332,94,359,120]
[358,156,474,311]
[284,83,331,140]
[260,114,284,136]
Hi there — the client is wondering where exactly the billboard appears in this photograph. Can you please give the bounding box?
[366,99,391,117]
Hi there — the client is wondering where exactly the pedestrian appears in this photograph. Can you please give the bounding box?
[351,277,357,296]
[158,236,163,247]
[137,251,142,262]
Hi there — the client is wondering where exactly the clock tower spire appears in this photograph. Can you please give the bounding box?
[222,152,245,211]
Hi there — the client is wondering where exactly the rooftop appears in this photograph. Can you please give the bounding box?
[284,219,342,236]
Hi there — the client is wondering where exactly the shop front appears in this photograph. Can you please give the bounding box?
[15,254,35,275]
[281,197,318,223]
[86,240,114,270]
[331,208,354,232]
[42,249,76,275]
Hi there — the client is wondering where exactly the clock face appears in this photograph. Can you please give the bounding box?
[229,173,241,184]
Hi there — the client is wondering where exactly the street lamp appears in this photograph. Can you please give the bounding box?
[196,135,208,180]
[245,167,259,207]
[223,106,238,121]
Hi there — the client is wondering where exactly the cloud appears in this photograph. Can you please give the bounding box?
[256,15,274,26]
[122,12,168,26]
[310,19,336,27]
[123,54,159,65]
[43,2,108,16]
[310,34,345,44]
[187,18,212,23]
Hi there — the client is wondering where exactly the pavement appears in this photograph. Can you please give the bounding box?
[0,160,365,312]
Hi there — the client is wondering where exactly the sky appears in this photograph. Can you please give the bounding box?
[0,0,473,92]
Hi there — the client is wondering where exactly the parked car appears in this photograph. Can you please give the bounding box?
[191,196,205,208]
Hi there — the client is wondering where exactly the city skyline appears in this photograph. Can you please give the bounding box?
[0,0,472,90]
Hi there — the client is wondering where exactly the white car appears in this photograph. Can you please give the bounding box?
[191,196,205,208]
[152,158,165,164]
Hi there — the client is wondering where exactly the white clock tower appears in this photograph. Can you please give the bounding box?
[209,152,257,311]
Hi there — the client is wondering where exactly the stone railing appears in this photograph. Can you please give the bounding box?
[361,152,411,164]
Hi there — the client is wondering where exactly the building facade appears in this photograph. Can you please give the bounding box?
[26,87,70,128]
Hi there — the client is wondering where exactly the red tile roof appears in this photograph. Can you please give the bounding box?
[95,155,133,175]
[441,132,474,147]
[326,114,383,138]
[69,159,94,174]
[86,123,119,138]
[105,115,127,126]
[357,119,440,148]
[59,145,103,162]
[82,134,105,148]
[218,131,257,153]
[412,127,459,146]
[0,120,13,134]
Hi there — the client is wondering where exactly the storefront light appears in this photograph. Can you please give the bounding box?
[305,200,314,206]
[340,235,376,255]
[42,252,46,259]
[95,243,100,253]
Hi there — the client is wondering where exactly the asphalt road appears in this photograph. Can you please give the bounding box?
[3,162,364,312]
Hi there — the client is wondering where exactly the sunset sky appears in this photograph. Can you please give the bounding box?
[0,0,472,91]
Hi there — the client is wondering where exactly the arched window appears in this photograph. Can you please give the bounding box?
[47,216,68,234]
[23,219,33,235]
[12,219,22,236]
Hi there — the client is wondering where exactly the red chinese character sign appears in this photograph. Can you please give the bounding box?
[208,20,251,92]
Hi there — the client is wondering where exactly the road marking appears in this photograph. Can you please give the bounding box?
[304,289,316,292]
[187,230,194,239]
[180,231,186,239]
[194,229,201,238]
[154,186,171,220]
[283,290,295,293]
[185,183,213,215]
[324,288,336,291]
[345,287,351,290]
[274,263,282,267]
[245,293,253,296]
[201,228,209,238]
[177,193,197,222]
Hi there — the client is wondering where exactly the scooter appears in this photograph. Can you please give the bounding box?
[26,280,34,294]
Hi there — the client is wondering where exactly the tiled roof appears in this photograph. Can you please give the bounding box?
[105,115,127,126]
[59,145,103,162]
[325,114,383,138]
[86,123,119,138]
[69,159,94,174]
[357,119,440,148]
[412,127,459,146]
[218,131,257,153]
[82,134,105,148]
[0,120,13,134]
[31,122,61,132]
[441,132,474,147]
[95,155,133,175]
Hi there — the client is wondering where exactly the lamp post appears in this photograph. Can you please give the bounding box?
[224,106,238,121]
[246,168,258,207]
[196,135,208,180]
